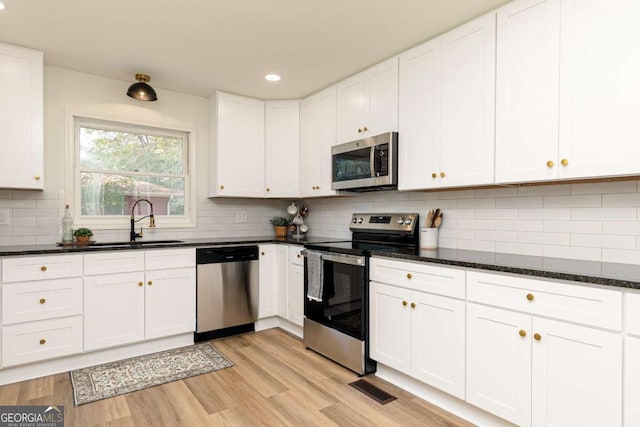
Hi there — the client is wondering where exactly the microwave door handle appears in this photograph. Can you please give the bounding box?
[370,146,376,177]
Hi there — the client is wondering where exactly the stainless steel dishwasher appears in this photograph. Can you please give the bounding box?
[195,246,259,342]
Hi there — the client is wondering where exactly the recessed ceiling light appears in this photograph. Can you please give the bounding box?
[265,74,281,82]
[0,2,6,10]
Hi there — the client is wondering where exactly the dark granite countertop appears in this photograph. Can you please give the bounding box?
[370,248,640,290]
[0,236,347,257]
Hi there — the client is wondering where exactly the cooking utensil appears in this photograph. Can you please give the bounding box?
[426,209,434,228]
[300,224,309,233]
[287,203,298,215]
[429,209,440,228]
[434,213,443,228]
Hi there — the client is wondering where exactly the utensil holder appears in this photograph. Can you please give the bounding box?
[420,228,439,249]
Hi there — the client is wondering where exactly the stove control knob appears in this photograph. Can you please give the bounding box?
[352,217,358,224]
[405,218,413,226]
[357,217,364,224]
[397,218,405,225]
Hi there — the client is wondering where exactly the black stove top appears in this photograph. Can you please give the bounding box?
[304,240,419,256]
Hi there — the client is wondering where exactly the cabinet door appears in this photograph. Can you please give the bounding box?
[559,0,640,179]
[84,272,145,350]
[363,56,399,138]
[531,317,621,427]
[495,0,560,184]
[299,86,337,197]
[369,282,412,374]
[276,245,289,318]
[625,335,640,426]
[145,267,196,339]
[258,245,278,318]
[265,100,299,198]
[467,303,531,427]
[0,43,43,190]
[411,291,465,399]
[299,94,321,198]
[211,92,265,197]
[398,38,442,191]
[440,13,496,188]
[287,262,304,327]
[337,73,366,143]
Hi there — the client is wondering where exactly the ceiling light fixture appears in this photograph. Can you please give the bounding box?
[264,74,281,82]
[126,74,158,101]
[0,2,6,10]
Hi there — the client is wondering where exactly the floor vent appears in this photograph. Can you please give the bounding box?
[349,379,397,405]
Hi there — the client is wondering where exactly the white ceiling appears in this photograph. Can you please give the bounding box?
[0,0,509,100]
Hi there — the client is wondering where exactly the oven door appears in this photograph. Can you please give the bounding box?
[302,250,367,340]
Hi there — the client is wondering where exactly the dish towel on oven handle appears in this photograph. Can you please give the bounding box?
[306,251,323,301]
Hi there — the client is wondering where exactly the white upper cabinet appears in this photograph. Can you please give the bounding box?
[558,0,640,179]
[299,86,337,197]
[439,13,496,188]
[209,92,265,197]
[495,0,561,184]
[0,43,43,190]
[398,37,442,191]
[264,100,300,198]
[337,57,398,144]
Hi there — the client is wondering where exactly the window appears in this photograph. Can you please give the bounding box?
[72,117,194,228]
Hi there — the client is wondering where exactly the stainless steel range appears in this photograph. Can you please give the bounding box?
[301,213,419,375]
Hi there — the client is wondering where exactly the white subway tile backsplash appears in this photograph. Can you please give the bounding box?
[456,238,495,252]
[543,245,601,261]
[571,180,637,195]
[476,230,517,242]
[518,232,570,245]
[457,198,495,209]
[442,209,475,219]
[496,196,543,208]
[495,241,543,257]
[475,187,519,198]
[602,193,640,207]
[602,248,640,265]
[570,207,637,221]
[476,209,518,220]
[543,194,601,208]
[543,220,602,234]
[438,190,476,199]
[0,199,36,209]
[602,221,640,235]
[570,233,636,249]
[518,208,570,220]
[456,219,496,230]
[518,184,570,196]
[496,220,544,232]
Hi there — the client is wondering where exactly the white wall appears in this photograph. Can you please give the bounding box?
[0,66,287,245]
[304,180,640,264]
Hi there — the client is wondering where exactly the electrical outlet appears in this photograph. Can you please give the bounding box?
[0,208,10,226]
[235,211,248,223]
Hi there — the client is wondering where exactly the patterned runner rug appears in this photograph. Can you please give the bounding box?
[70,342,233,405]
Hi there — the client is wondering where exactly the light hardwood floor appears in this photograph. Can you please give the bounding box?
[0,328,473,426]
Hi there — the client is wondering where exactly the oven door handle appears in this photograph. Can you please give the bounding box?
[301,250,366,266]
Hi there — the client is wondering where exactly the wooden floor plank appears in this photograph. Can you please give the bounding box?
[0,328,472,427]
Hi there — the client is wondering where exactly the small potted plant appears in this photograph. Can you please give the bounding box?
[269,217,289,238]
[73,227,93,243]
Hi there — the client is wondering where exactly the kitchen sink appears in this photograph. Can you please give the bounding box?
[91,240,184,247]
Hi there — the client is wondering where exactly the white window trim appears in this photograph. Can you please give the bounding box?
[65,107,197,230]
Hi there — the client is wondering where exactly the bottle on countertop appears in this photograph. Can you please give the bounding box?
[62,204,74,243]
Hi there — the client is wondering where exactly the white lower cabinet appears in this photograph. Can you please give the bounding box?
[287,247,304,327]
[369,257,466,399]
[624,292,640,426]
[84,249,196,351]
[467,292,622,426]
[370,281,465,399]
[258,245,278,318]
[83,272,145,350]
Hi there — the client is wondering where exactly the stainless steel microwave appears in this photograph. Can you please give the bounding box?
[331,132,398,191]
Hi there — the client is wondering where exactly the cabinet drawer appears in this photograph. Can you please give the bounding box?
[2,316,83,366]
[84,251,144,275]
[145,248,195,270]
[2,278,82,325]
[467,271,622,331]
[3,255,82,283]
[289,246,304,266]
[370,257,466,299]
[626,292,640,336]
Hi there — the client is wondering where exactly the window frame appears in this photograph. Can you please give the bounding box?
[66,111,197,230]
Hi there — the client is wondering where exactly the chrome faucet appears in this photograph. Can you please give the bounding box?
[130,199,155,242]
